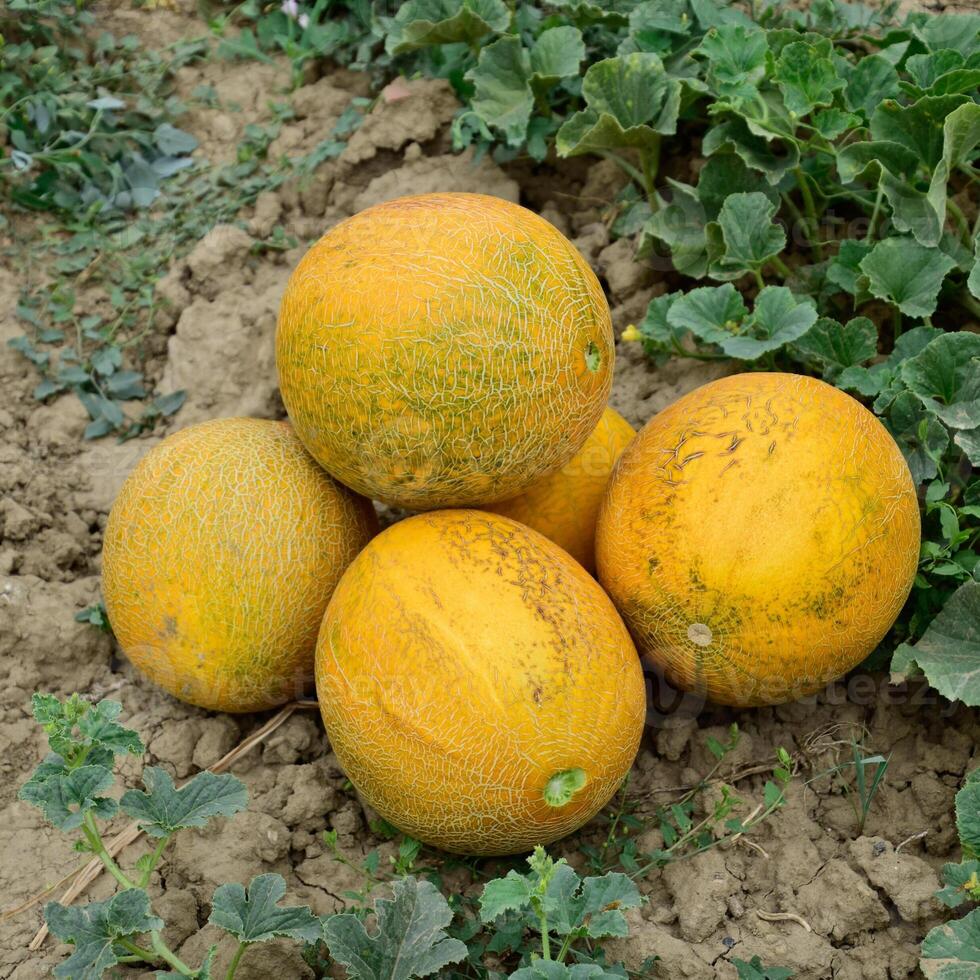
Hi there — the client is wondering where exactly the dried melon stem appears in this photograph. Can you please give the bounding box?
[543,768,587,807]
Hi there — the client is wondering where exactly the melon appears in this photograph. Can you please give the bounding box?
[315,509,645,855]
[102,418,377,712]
[596,373,920,707]
[485,406,635,572]
[276,192,613,510]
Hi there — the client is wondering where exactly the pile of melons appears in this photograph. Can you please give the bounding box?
[102,193,920,856]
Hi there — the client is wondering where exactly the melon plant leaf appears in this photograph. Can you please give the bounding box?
[19,763,117,831]
[721,286,818,360]
[884,392,949,484]
[870,95,970,171]
[913,12,980,59]
[772,38,844,117]
[956,778,980,855]
[75,699,145,757]
[209,874,321,944]
[891,581,980,706]
[634,292,683,355]
[468,37,535,145]
[629,0,693,39]
[826,239,873,299]
[556,53,681,157]
[954,427,980,468]
[384,0,510,54]
[119,766,248,838]
[153,123,198,156]
[511,964,624,980]
[937,860,980,908]
[811,108,859,139]
[901,332,980,430]
[844,54,900,120]
[836,141,918,184]
[789,316,877,380]
[732,956,793,980]
[969,234,980,301]
[29,694,144,761]
[919,907,980,979]
[322,876,467,980]
[860,238,957,318]
[696,152,775,217]
[696,24,768,101]
[645,179,710,278]
[712,191,786,277]
[529,25,585,85]
[702,117,800,184]
[667,283,748,349]
[45,889,163,980]
[479,872,534,921]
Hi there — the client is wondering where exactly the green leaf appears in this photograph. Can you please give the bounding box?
[19,764,117,831]
[920,907,980,979]
[886,391,949,484]
[892,582,980,706]
[902,332,980,429]
[860,238,957,318]
[722,286,818,360]
[154,123,198,156]
[46,889,163,979]
[732,956,794,980]
[29,695,144,761]
[937,860,980,908]
[385,0,510,54]
[511,964,624,980]
[120,766,247,838]
[76,700,144,757]
[913,13,980,59]
[629,0,694,39]
[468,28,585,145]
[645,180,711,278]
[322,877,467,980]
[667,283,748,348]
[844,55,900,121]
[480,873,534,921]
[836,141,919,184]
[698,152,777,216]
[789,316,877,380]
[971,233,980,302]
[826,239,873,298]
[773,38,844,117]
[713,191,786,276]
[556,53,681,156]
[870,95,971,171]
[696,24,768,101]
[812,107,860,139]
[209,874,321,944]
[955,427,980,467]
[468,38,534,145]
[703,116,801,184]
[957,777,980,855]
[530,25,585,85]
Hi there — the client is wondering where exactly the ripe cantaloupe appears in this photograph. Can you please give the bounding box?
[102,418,377,712]
[596,373,920,707]
[276,192,613,510]
[485,406,635,572]
[315,509,645,855]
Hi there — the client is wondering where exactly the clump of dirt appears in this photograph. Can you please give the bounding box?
[0,8,976,979]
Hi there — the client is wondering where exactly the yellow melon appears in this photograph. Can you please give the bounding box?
[102,418,377,712]
[596,373,920,707]
[276,192,613,510]
[485,406,635,572]
[315,509,645,855]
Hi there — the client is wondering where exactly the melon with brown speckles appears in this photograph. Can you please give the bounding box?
[102,417,377,712]
[485,406,635,572]
[315,509,645,855]
[275,192,613,509]
[596,372,920,707]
